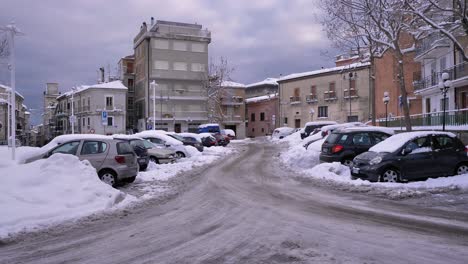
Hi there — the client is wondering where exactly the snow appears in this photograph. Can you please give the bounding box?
[340,126,395,135]
[0,154,135,238]
[199,132,216,139]
[220,81,246,88]
[304,121,337,127]
[60,81,127,98]
[245,93,277,103]
[178,132,203,142]
[246,78,278,88]
[321,122,365,133]
[135,130,183,146]
[370,131,456,153]
[223,129,235,137]
[0,83,25,99]
[0,146,42,167]
[198,123,219,129]
[278,62,370,82]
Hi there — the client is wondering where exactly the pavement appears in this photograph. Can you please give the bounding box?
[1,140,468,264]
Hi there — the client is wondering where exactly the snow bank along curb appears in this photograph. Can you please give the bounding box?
[0,154,135,238]
[278,131,468,198]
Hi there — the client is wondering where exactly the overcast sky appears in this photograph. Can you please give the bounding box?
[0,0,335,124]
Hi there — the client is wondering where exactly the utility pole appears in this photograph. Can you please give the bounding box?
[151,81,157,130]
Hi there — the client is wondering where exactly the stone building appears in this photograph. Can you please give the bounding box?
[133,19,211,132]
[215,81,246,138]
[118,55,136,132]
[278,62,371,128]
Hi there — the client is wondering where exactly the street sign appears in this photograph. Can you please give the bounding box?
[102,111,107,125]
[69,115,76,123]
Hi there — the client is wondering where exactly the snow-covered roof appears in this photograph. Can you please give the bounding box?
[245,93,277,103]
[59,80,127,98]
[370,131,456,153]
[278,62,371,82]
[0,83,25,99]
[221,81,246,88]
[304,121,337,127]
[198,123,219,128]
[135,130,183,146]
[246,78,278,88]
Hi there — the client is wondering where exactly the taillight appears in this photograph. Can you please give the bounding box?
[465,147,468,156]
[332,145,344,153]
[115,156,126,164]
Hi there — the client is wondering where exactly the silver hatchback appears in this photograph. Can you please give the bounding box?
[24,137,139,187]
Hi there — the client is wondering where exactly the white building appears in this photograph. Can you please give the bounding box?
[55,81,127,136]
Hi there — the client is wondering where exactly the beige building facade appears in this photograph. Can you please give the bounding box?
[278,63,371,128]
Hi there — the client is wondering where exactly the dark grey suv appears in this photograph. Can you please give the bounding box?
[351,132,468,182]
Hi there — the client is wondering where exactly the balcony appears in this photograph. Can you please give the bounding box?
[290,96,301,104]
[415,32,450,59]
[414,62,468,92]
[379,108,468,129]
[221,96,244,106]
[324,91,337,101]
[305,94,318,103]
[96,105,125,113]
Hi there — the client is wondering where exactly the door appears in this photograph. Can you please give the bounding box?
[294,119,301,128]
[433,135,461,176]
[78,141,108,169]
[399,136,435,180]
[174,123,181,133]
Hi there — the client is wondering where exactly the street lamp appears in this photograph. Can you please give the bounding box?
[383,91,390,127]
[346,72,356,122]
[150,81,157,130]
[439,72,452,131]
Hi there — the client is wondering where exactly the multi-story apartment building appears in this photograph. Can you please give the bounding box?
[278,62,371,128]
[55,80,127,136]
[118,54,136,132]
[245,78,278,98]
[133,19,211,133]
[216,81,246,138]
[43,83,60,144]
[0,84,29,145]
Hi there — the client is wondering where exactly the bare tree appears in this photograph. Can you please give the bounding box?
[0,36,8,57]
[203,57,234,123]
[321,0,414,131]
[405,0,468,61]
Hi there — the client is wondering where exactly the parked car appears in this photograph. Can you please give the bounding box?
[272,127,295,139]
[135,130,190,158]
[304,122,365,150]
[115,137,150,171]
[198,123,220,133]
[300,121,337,139]
[199,133,218,147]
[222,129,236,140]
[320,127,394,167]
[167,132,204,152]
[351,131,468,182]
[24,136,138,187]
[213,132,230,147]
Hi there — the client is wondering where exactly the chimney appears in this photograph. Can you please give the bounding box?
[99,67,105,83]
[151,17,154,26]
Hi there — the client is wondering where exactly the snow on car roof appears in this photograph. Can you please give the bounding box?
[112,134,144,140]
[198,123,220,128]
[178,132,203,142]
[369,131,456,153]
[304,121,337,127]
[135,130,183,145]
[199,132,216,139]
[222,129,235,136]
[275,127,295,132]
[42,134,112,151]
[320,122,364,132]
[339,126,395,135]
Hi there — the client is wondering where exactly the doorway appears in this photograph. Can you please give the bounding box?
[174,123,181,133]
[294,119,301,128]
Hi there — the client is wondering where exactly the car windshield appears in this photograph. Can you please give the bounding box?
[169,134,185,142]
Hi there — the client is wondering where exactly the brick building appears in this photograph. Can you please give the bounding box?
[246,94,278,137]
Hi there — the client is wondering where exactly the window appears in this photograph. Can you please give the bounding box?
[127,79,134,91]
[326,82,336,99]
[260,112,265,121]
[153,39,169,49]
[372,133,390,144]
[346,79,356,97]
[352,133,371,145]
[251,113,255,122]
[252,128,255,132]
[107,116,114,126]
[191,63,206,72]
[173,41,187,51]
[294,88,300,97]
[191,43,206,52]
[284,117,288,124]
[440,56,447,71]
[426,98,431,113]
[82,118,85,127]
[147,137,164,145]
[154,60,169,70]
[81,141,108,155]
[261,128,264,133]
[318,106,328,118]
[106,96,113,108]
[434,136,454,150]
[50,141,80,155]
[116,142,133,154]
[440,98,448,111]
[173,62,188,71]
[87,117,90,127]
[405,137,432,154]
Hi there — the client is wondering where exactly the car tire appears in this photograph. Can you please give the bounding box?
[124,176,136,183]
[380,168,400,183]
[150,156,159,164]
[99,170,118,187]
[342,158,354,167]
[176,151,186,158]
[455,163,468,175]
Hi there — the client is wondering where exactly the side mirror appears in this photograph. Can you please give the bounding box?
[402,147,412,155]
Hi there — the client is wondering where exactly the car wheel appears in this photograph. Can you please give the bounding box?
[342,159,354,167]
[456,164,468,175]
[124,176,136,183]
[150,156,158,164]
[176,151,186,158]
[99,170,118,187]
[380,168,400,183]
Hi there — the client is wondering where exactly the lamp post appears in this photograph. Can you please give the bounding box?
[439,72,452,131]
[383,91,390,127]
[346,72,356,122]
[150,81,157,130]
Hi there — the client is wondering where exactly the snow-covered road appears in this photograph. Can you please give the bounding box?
[1,140,468,264]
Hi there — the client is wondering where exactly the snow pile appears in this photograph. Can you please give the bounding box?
[281,144,321,169]
[0,154,135,237]
[0,146,42,166]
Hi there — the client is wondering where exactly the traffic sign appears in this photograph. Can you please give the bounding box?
[101,111,107,125]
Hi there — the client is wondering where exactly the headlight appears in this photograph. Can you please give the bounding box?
[369,156,382,165]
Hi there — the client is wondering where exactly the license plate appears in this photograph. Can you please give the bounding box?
[138,158,146,164]
[323,148,329,153]
[352,167,360,174]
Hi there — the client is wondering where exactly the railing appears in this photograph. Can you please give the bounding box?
[305,94,318,103]
[290,96,301,104]
[324,91,337,101]
[378,108,468,128]
[414,62,468,91]
[415,32,450,57]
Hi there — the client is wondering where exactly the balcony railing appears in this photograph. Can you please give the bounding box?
[378,108,468,128]
[290,96,301,104]
[415,32,450,57]
[414,62,468,91]
[305,94,318,103]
